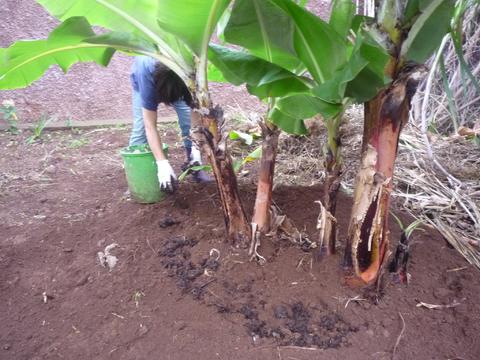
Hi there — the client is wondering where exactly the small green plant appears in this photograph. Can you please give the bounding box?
[65,117,73,128]
[26,114,53,144]
[233,146,262,173]
[178,164,212,181]
[389,213,424,284]
[0,99,20,134]
[391,213,424,241]
[132,290,145,308]
[114,123,127,130]
[473,135,480,147]
[229,129,254,145]
[67,138,89,149]
[178,146,262,181]
[228,129,261,146]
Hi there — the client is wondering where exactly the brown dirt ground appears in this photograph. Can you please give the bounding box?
[1,126,479,360]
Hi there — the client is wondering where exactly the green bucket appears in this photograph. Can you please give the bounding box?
[120,144,169,204]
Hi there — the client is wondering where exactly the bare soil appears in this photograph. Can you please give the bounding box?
[1,126,479,360]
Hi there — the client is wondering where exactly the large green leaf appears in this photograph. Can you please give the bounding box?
[312,39,369,103]
[276,94,342,120]
[312,31,390,104]
[36,0,192,69]
[329,0,356,38]
[207,62,227,83]
[294,0,309,6]
[344,32,391,102]
[0,17,114,90]
[404,0,421,23]
[404,0,437,24]
[270,0,347,83]
[158,0,230,56]
[224,0,301,71]
[246,78,309,99]
[401,0,456,63]
[86,32,157,54]
[269,107,308,135]
[86,32,188,79]
[344,68,388,103]
[313,56,368,103]
[157,0,231,103]
[229,130,254,145]
[208,44,309,99]
[37,0,158,36]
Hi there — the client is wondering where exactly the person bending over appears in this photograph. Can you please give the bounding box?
[129,56,211,192]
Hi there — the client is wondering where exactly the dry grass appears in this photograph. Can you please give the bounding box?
[270,106,480,269]
[394,123,480,268]
[275,132,324,187]
[273,105,364,191]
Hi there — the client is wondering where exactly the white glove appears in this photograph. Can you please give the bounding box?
[156,160,177,193]
[190,145,202,165]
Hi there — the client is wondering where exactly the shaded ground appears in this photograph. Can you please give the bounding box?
[1,126,479,360]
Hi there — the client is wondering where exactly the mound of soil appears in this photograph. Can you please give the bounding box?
[1,127,479,360]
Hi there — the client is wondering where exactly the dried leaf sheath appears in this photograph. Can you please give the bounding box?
[191,107,250,247]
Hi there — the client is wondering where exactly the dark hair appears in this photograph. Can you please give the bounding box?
[153,63,193,107]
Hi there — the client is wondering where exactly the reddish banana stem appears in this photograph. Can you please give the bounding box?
[252,122,280,233]
[345,66,425,284]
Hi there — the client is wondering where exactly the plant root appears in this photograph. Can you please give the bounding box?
[392,312,406,360]
[249,223,266,265]
[315,200,337,255]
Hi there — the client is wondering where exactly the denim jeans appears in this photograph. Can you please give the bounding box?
[129,90,192,150]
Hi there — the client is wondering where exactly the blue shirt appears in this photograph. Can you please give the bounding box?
[130,56,158,111]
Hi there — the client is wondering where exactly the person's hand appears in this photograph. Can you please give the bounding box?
[190,145,202,166]
[156,160,177,193]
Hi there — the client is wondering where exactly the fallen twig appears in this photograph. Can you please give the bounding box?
[446,266,468,272]
[392,312,406,360]
[146,238,156,254]
[111,312,125,320]
[416,301,462,310]
[281,346,321,351]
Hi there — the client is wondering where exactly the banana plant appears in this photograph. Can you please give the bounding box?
[343,0,457,284]
[219,0,389,257]
[313,0,356,255]
[221,0,342,242]
[221,0,309,237]
[0,0,255,247]
[208,42,312,258]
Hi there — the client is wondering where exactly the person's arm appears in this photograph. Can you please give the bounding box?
[143,108,166,161]
[143,108,177,192]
